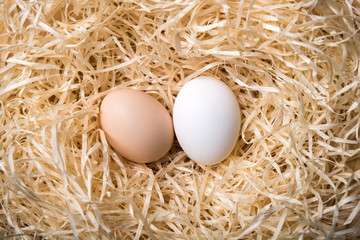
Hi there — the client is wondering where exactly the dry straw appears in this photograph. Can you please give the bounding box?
[1,0,360,239]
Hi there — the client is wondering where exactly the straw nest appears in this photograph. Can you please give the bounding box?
[1,0,360,239]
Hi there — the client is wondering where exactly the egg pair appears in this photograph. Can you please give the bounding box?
[100,76,241,165]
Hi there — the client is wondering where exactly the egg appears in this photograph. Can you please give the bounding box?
[100,89,174,163]
[173,76,241,165]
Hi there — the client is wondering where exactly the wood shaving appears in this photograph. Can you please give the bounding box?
[1,0,360,239]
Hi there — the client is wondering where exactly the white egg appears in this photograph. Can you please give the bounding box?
[173,76,241,165]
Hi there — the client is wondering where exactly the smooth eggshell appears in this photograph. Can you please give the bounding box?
[173,76,241,165]
[100,89,174,163]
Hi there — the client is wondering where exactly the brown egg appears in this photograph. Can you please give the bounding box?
[100,89,174,163]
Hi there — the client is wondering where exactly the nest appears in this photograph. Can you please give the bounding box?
[1,0,360,239]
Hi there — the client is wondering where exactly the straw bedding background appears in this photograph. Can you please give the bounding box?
[1,0,360,239]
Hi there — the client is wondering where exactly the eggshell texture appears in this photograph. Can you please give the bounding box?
[100,89,174,163]
[173,76,241,165]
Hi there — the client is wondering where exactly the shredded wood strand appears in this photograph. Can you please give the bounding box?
[1,0,360,239]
